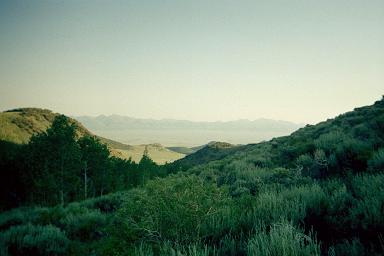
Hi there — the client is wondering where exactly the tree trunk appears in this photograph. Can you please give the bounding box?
[84,161,88,199]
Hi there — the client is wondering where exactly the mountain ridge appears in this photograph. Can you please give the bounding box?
[75,115,303,147]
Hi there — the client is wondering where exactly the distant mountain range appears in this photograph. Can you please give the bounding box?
[74,115,303,147]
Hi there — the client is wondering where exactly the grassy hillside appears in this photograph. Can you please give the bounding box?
[170,141,246,170]
[166,141,231,155]
[115,143,185,164]
[172,97,384,173]
[1,98,384,255]
[0,108,184,164]
[0,108,72,144]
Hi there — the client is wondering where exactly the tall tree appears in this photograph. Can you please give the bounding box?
[139,147,158,184]
[25,115,82,205]
[78,136,110,197]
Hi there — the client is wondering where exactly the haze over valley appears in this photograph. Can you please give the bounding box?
[75,115,303,147]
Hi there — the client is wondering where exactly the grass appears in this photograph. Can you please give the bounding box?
[247,222,320,256]
[115,144,185,164]
[0,224,69,256]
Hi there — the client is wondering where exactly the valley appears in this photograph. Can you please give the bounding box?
[1,97,383,255]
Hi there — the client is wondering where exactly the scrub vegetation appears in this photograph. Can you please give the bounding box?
[1,97,384,255]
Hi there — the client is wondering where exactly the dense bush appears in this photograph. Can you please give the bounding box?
[80,192,125,213]
[247,222,320,256]
[328,239,365,256]
[0,224,69,256]
[59,208,106,241]
[134,242,213,256]
[368,148,384,172]
[348,173,384,231]
[115,175,228,245]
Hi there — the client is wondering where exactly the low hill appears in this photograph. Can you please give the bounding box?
[170,141,247,169]
[0,108,184,164]
[166,141,233,155]
[0,108,91,144]
[166,146,197,155]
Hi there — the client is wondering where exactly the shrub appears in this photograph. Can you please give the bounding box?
[348,173,384,230]
[250,183,326,227]
[368,148,384,172]
[296,154,314,176]
[247,222,320,256]
[0,208,34,231]
[116,175,228,244]
[314,131,346,155]
[329,239,365,256]
[0,224,69,256]
[59,209,107,241]
[133,241,214,256]
[80,192,125,213]
[334,138,371,173]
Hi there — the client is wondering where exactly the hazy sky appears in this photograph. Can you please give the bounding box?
[0,0,383,124]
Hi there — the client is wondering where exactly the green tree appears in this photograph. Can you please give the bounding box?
[25,115,82,205]
[138,146,158,184]
[78,136,110,197]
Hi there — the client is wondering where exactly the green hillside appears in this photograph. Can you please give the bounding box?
[167,141,236,156]
[172,97,384,173]
[1,97,384,255]
[0,108,184,164]
[0,108,72,144]
[169,141,244,170]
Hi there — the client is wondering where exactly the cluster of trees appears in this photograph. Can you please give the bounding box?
[0,115,163,210]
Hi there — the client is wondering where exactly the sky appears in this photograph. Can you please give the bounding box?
[0,0,383,124]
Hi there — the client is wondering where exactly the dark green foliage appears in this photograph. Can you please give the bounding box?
[23,115,82,205]
[0,224,69,256]
[0,115,164,210]
[328,239,365,256]
[78,136,110,197]
[116,175,228,244]
[59,207,106,241]
[80,192,126,213]
[368,148,384,172]
[1,98,384,255]
[169,142,244,170]
[0,141,25,210]
[246,222,320,256]
[138,148,162,183]
[0,193,125,255]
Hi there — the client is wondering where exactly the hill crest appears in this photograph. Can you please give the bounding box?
[0,108,184,164]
